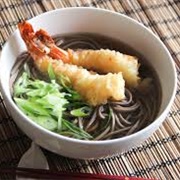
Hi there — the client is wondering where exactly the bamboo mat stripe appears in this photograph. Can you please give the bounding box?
[0,0,180,180]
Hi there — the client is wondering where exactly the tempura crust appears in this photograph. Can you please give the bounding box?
[34,55,125,106]
[69,49,140,87]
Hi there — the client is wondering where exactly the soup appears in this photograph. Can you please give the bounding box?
[11,22,161,140]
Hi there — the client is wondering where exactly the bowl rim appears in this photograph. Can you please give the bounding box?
[0,7,177,145]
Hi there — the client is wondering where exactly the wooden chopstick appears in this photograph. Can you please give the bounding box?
[0,167,155,180]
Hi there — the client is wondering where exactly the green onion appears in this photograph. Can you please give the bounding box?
[13,71,93,140]
[48,63,56,80]
[70,106,92,117]
[14,98,50,116]
[61,119,93,139]
[57,74,71,88]
[13,72,30,97]
[30,115,58,131]
[57,74,82,101]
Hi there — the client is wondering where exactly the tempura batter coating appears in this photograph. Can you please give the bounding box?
[69,49,140,87]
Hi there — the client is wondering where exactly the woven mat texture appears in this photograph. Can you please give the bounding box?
[0,0,180,179]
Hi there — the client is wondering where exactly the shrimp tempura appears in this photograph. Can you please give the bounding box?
[18,21,125,106]
[69,49,140,87]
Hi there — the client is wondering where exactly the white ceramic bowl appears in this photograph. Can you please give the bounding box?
[0,8,177,159]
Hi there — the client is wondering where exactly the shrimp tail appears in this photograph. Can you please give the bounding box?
[18,21,70,62]
[18,21,34,41]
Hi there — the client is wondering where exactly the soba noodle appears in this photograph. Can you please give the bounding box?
[11,33,161,140]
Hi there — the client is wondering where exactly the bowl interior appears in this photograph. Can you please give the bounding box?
[0,8,177,158]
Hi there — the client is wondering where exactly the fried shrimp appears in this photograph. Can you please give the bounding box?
[68,49,140,87]
[18,21,140,88]
[18,21,125,106]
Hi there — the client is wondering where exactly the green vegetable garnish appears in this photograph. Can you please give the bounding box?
[61,119,93,139]
[57,74,82,101]
[70,106,92,117]
[13,69,93,140]
[13,72,30,97]
[48,63,56,80]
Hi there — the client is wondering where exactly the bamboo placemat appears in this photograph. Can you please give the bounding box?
[0,0,180,179]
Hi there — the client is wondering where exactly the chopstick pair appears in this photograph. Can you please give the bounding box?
[0,167,155,180]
